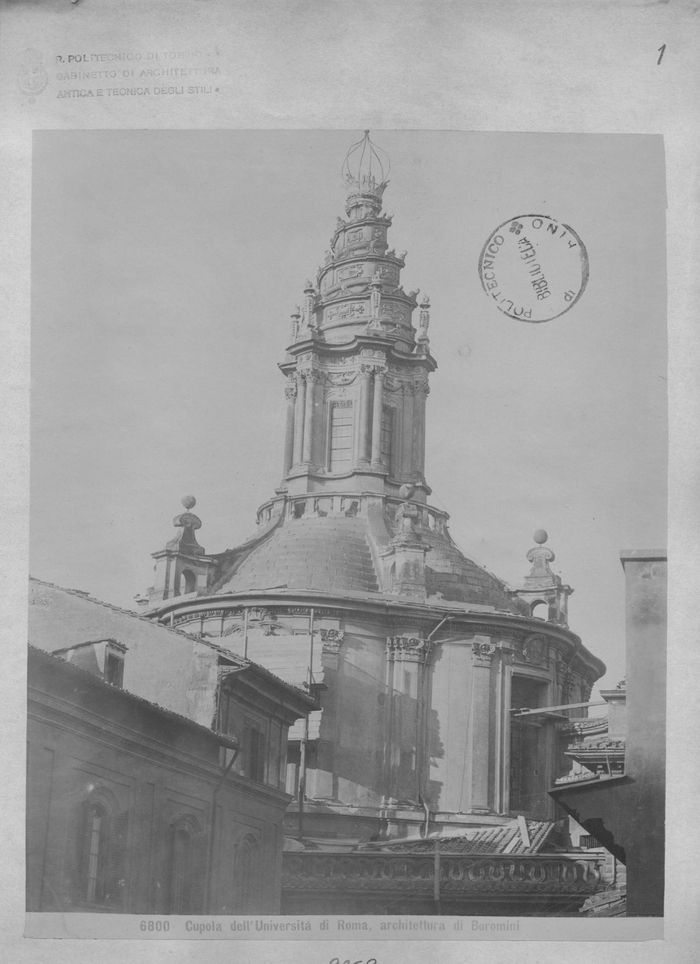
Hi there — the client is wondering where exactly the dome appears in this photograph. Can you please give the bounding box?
[212,515,379,595]
[209,506,524,613]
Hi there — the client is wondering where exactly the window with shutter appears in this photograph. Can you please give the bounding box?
[245,723,266,783]
[167,815,206,914]
[217,685,233,736]
[81,803,109,904]
[77,797,127,910]
[104,653,124,688]
[169,827,193,914]
[329,404,353,473]
[233,835,259,912]
[103,810,128,909]
[187,830,208,915]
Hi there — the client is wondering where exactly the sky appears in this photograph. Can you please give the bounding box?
[30,130,667,695]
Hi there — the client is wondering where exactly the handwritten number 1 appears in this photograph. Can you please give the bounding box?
[657,44,666,65]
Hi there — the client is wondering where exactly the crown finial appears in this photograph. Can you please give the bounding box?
[181,495,196,510]
[533,528,548,545]
[341,131,390,213]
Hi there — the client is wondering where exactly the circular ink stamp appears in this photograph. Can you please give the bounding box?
[478,215,589,323]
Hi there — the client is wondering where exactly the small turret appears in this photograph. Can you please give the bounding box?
[145,496,215,606]
[380,484,430,599]
[511,529,573,626]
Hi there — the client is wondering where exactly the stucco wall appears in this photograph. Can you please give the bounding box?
[28,580,218,727]
[621,551,666,917]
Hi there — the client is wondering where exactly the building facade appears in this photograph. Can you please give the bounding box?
[27,579,315,914]
[550,550,667,917]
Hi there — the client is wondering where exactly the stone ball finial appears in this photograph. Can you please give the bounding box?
[181,495,196,510]
[399,483,415,501]
[533,528,548,545]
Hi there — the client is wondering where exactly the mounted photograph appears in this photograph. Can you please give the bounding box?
[26,129,666,929]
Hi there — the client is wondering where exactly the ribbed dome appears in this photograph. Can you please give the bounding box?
[421,528,521,611]
[213,516,380,595]
[209,509,524,613]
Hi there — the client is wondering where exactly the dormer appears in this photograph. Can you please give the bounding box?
[53,638,127,688]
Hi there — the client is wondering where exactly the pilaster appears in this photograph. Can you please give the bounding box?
[301,371,317,465]
[370,369,385,467]
[292,374,306,467]
[470,638,497,812]
[283,380,296,477]
[384,635,431,803]
[355,367,372,465]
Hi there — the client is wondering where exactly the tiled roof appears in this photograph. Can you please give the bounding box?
[30,576,223,649]
[214,516,380,594]
[28,645,240,750]
[567,738,625,752]
[364,820,555,856]
[580,886,626,917]
[422,529,521,610]
[210,513,524,612]
[29,577,315,709]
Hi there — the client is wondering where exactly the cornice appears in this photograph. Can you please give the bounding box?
[148,589,604,677]
[279,334,437,373]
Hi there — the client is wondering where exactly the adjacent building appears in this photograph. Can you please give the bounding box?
[550,550,667,917]
[27,578,316,913]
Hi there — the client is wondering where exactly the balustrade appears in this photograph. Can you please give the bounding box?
[282,852,603,895]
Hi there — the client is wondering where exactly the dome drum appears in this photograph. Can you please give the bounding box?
[149,595,600,834]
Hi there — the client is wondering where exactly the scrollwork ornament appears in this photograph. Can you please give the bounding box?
[472,641,497,666]
[318,628,345,656]
[325,371,358,386]
[521,633,547,664]
[382,375,405,393]
[386,636,431,663]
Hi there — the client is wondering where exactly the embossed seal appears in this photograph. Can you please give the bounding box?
[479,215,589,323]
[17,49,48,103]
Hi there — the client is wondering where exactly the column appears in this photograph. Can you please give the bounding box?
[355,367,371,465]
[370,370,384,466]
[292,375,305,466]
[283,383,296,477]
[302,373,315,464]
